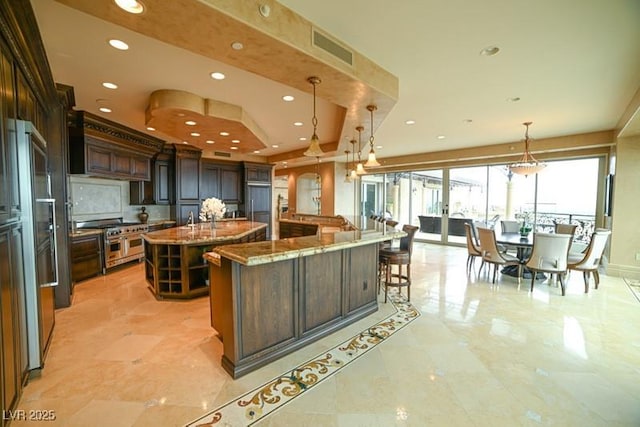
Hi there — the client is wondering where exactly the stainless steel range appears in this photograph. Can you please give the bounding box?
[75,218,148,271]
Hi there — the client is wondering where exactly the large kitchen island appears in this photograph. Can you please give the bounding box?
[142,220,267,299]
[204,224,404,378]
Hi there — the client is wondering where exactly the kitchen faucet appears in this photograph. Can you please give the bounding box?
[187,211,195,227]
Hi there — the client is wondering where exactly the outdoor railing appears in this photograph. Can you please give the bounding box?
[535,212,596,243]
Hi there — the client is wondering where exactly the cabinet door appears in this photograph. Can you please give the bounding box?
[178,203,201,226]
[155,160,173,204]
[0,228,18,410]
[247,185,271,212]
[200,162,220,200]
[221,167,241,202]
[86,144,112,175]
[177,157,199,201]
[131,156,150,180]
[112,151,132,176]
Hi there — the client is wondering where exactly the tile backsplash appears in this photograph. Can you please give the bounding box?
[68,176,170,224]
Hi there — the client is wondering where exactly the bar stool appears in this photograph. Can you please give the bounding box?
[378,224,419,302]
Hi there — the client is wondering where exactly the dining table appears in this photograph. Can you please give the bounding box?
[494,231,544,279]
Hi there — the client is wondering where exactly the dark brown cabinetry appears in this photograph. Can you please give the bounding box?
[130,146,175,205]
[200,160,242,204]
[68,111,164,181]
[70,233,103,282]
[244,162,273,238]
[173,145,201,225]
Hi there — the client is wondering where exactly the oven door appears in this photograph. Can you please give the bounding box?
[105,236,124,267]
[125,234,144,258]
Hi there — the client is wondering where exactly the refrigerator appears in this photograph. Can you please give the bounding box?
[16,120,58,372]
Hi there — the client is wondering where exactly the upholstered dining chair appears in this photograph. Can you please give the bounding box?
[554,222,578,252]
[500,220,521,233]
[379,224,419,302]
[476,227,522,284]
[464,223,482,273]
[567,229,611,293]
[525,233,572,295]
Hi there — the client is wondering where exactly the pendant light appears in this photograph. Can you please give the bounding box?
[344,149,352,183]
[364,104,380,167]
[303,76,324,157]
[355,125,366,174]
[508,121,546,176]
[349,139,358,180]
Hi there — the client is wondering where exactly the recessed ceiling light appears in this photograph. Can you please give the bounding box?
[102,82,118,89]
[231,139,240,143]
[480,46,500,56]
[253,150,260,154]
[293,122,303,126]
[282,161,288,165]
[376,146,383,149]
[507,97,521,102]
[108,39,129,50]
[272,144,279,148]
[115,0,145,14]
[405,120,416,125]
[299,137,307,141]
[182,141,188,144]
[282,95,294,102]
[231,41,244,50]
[230,146,238,150]
[146,126,155,131]
[210,72,225,80]
[219,131,229,136]
[205,140,215,144]
[185,120,196,126]
[176,112,185,117]
[99,107,112,113]
[437,135,446,140]
[190,132,200,137]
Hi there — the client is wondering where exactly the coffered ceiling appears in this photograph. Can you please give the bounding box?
[31,0,640,170]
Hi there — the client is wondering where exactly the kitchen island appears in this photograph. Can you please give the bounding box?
[142,220,267,299]
[204,223,404,378]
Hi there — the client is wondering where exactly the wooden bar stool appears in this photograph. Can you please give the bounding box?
[378,225,418,302]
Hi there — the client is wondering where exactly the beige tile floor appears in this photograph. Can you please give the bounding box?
[13,243,640,426]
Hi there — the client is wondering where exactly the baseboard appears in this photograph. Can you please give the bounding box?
[606,263,640,280]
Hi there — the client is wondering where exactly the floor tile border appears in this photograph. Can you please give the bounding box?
[185,290,420,426]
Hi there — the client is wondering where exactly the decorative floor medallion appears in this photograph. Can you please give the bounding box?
[185,290,420,426]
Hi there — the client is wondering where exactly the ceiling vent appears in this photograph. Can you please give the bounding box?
[214,151,232,158]
[312,29,353,66]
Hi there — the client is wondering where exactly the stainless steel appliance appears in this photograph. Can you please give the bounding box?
[16,120,58,372]
[75,218,148,271]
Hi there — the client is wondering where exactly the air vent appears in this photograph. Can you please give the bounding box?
[214,151,231,158]
[312,29,353,66]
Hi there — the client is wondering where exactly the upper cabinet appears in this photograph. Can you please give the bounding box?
[200,159,242,203]
[244,162,272,183]
[68,111,164,181]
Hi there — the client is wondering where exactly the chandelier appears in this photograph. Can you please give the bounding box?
[508,121,546,176]
[303,76,324,157]
[355,125,366,174]
[364,104,380,167]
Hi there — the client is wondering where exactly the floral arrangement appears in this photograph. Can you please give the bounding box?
[199,197,226,222]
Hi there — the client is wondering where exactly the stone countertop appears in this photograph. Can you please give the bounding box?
[141,220,267,245]
[146,219,176,226]
[69,228,103,238]
[205,224,405,266]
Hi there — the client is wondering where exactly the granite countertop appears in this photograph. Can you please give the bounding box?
[205,224,405,266]
[69,228,103,238]
[142,220,267,245]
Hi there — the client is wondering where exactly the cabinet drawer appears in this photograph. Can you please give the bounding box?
[70,235,101,257]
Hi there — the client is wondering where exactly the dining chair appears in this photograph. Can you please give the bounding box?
[554,222,578,252]
[500,220,521,233]
[379,224,419,302]
[464,223,482,273]
[567,229,611,293]
[476,227,522,284]
[525,232,572,295]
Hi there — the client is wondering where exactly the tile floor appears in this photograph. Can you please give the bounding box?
[12,243,640,426]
